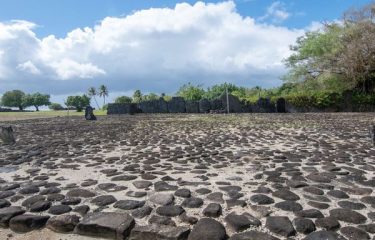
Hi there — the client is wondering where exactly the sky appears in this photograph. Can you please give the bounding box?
[0,0,371,105]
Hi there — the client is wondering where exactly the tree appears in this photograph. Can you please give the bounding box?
[66,95,90,112]
[283,2,375,93]
[49,103,64,111]
[99,85,109,107]
[132,90,143,103]
[177,83,205,101]
[88,87,100,109]
[115,96,132,104]
[143,93,159,101]
[204,83,239,100]
[22,93,50,111]
[1,90,25,110]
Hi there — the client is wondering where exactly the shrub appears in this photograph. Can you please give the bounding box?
[49,103,64,111]
[115,96,132,104]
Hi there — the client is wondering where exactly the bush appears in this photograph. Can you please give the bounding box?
[115,96,132,104]
[353,93,375,105]
[284,92,343,109]
[49,103,64,111]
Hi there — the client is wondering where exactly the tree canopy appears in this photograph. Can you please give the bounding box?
[1,90,26,110]
[115,96,132,104]
[22,93,50,111]
[283,2,375,94]
[66,95,90,112]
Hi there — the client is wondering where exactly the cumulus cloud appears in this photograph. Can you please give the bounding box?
[259,1,291,24]
[0,1,305,98]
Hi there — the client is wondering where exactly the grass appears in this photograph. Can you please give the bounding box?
[0,110,107,121]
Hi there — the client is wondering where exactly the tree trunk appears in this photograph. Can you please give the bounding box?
[94,96,100,110]
[35,106,39,111]
[19,106,23,111]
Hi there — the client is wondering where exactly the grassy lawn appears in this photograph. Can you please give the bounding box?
[0,110,107,122]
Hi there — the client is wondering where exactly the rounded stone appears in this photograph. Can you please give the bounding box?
[188,218,226,240]
[275,201,303,212]
[293,217,316,234]
[340,226,370,240]
[48,205,72,215]
[250,194,274,205]
[182,197,204,208]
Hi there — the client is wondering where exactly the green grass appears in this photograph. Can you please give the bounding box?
[0,110,107,121]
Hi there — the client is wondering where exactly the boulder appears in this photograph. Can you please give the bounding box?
[266,216,296,237]
[188,218,226,240]
[9,214,50,233]
[0,126,15,145]
[75,212,135,239]
[84,106,97,120]
[46,215,80,233]
[0,206,25,227]
[129,224,190,240]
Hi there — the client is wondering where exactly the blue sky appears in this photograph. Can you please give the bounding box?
[1,0,368,37]
[0,0,371,104]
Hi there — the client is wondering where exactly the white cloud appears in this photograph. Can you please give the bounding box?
[17,61,41,75]
[0,1,305,98]
[259,1,290,24]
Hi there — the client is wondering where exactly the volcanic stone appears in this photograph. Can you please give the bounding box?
[293,218,316,234]
[250,194,274,205]
[46,215,80,233]
[0,206,25,227]
[9,214,50,233]
[75,212,135,239]
[203,203,222,218]
[156,205,185,217]
[266,216,296,237]
[188,218,226,240]
[330,208,367,224]
[48,205,72,215]
[90,195,117,206]
[182,197,204,208]
[129,224,190,240]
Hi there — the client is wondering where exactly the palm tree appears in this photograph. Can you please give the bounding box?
[88,87,100,109]
[99,85,109,108]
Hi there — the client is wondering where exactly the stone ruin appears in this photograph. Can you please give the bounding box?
[84,106,97,121]
[107,94,278,115]
[0,126,16,145]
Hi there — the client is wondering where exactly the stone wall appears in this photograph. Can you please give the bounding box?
[108,94,277,114]
[107,93,374,114]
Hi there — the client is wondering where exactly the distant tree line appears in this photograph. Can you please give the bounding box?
[0,90,50,111]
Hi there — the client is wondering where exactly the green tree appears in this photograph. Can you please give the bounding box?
[143,93,159,101]
[204,83,239,100]
[132,90,143,103]
[49,103,64,111]
[66,95,90,112]
[283,2,375,93]
[177,83,205,101]
[99,85,109,107]
[115,96,132,104]
[23,93,50,111]
[1,90,26,110]
[88,87,100,109]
